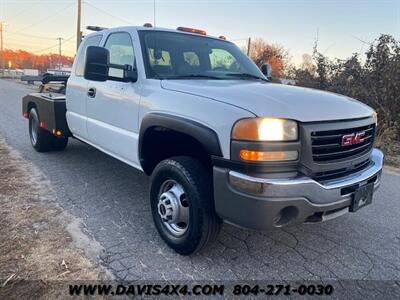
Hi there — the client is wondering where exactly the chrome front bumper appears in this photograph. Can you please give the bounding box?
[213,149,384,229]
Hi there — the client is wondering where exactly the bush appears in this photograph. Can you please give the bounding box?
[291,34,400,143]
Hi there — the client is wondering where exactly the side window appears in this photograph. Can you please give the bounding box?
[148,49,171,67]
[209,48,240,72]
[104,32,135,78]
[147,48,172,76]
[75,35,102,76]
[183,51,200,66]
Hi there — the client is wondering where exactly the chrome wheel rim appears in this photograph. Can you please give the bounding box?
[157,179,189,237]
[30,112,38,145]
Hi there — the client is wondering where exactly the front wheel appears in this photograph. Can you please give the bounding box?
[150,156,221,255]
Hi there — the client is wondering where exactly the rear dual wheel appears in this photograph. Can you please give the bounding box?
[29,108,68,152]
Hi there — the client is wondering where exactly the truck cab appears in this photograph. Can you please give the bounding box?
[23,25,384,255]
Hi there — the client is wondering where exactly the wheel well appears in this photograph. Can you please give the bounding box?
[140,126,212,175]
[27,102,36,113]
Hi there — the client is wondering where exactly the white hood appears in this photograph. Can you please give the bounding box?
[161,80,374,122]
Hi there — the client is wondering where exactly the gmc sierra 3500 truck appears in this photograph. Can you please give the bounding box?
[22,25,384,255]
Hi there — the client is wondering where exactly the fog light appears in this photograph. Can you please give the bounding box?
[273,206,299,227]
[239,150,298,162]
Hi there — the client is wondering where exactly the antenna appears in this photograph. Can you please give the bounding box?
[153,0,156,27]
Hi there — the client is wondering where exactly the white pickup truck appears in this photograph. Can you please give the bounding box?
[22,25,383,255]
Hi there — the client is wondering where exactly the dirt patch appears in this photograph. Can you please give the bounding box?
[0,137,112,299]
[378,140,400,169]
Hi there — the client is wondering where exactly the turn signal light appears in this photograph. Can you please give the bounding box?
[52,129,63,136]
[177,27,207,36]
[239,150,298,162]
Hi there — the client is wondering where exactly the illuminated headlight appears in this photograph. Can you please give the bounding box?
[232,117,298,141]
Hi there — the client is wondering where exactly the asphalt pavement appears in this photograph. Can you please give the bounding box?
[0,79,399,287]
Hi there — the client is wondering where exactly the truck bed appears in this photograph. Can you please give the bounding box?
[22,92,71,138]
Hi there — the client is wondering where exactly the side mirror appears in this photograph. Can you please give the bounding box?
[84,46,109,82]
[84,46,138,82]
[261,63,272,80]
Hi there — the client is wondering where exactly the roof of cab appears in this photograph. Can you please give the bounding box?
[84,25,227,42]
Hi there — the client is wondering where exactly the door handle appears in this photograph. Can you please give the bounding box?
[87,87,96,98]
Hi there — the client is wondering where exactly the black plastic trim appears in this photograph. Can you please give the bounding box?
[139,113,223,167]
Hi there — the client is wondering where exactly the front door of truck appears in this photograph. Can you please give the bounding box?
[86,31,141,168]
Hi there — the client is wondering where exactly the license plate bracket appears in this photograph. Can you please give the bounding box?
[350,183,374,212]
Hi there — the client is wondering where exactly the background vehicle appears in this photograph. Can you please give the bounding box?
[22,25,383,255]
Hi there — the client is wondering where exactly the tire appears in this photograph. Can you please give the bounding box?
[52,137,68,151]
[28,108,53,152]
[150,156,222,255]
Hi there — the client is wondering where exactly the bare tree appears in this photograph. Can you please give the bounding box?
[249,38,289,78]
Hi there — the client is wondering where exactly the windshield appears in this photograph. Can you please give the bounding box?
[138,30,266,81]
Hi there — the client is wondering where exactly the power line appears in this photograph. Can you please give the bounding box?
[84,1,133,25]
[12,2,74,34]
[4,2,40,22]
[350,34,373,46]
[3,30,57,40]
[3,35,57,46]
[4,34,75,54]
[3,41,58,50]
[33,34,75,54]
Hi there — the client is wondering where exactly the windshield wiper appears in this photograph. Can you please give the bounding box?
[224,72,269,82]
[162,74,223,80]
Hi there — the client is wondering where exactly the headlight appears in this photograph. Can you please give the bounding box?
[232,117,298,141]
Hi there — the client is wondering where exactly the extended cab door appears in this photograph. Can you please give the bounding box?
[66,34,103,140]
[85,31,141,168]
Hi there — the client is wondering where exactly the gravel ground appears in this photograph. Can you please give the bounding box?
[0,79,399,298]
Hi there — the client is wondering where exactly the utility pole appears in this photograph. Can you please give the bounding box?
[76,0,82,52]
[0,22,4,74]
[247,37,251,57]
[57,37,63,70]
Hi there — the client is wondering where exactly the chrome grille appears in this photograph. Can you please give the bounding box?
[311,124,375,162]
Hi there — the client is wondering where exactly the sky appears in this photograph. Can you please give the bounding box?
[0,0,399,64]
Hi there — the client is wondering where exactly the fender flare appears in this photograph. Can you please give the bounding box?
[139,113,223,169]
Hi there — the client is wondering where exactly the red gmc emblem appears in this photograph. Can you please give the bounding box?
[342,131,366,146]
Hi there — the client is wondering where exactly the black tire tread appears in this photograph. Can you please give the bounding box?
[29,108,52,152]
[52,137,68,151]
[151,156,221,255]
